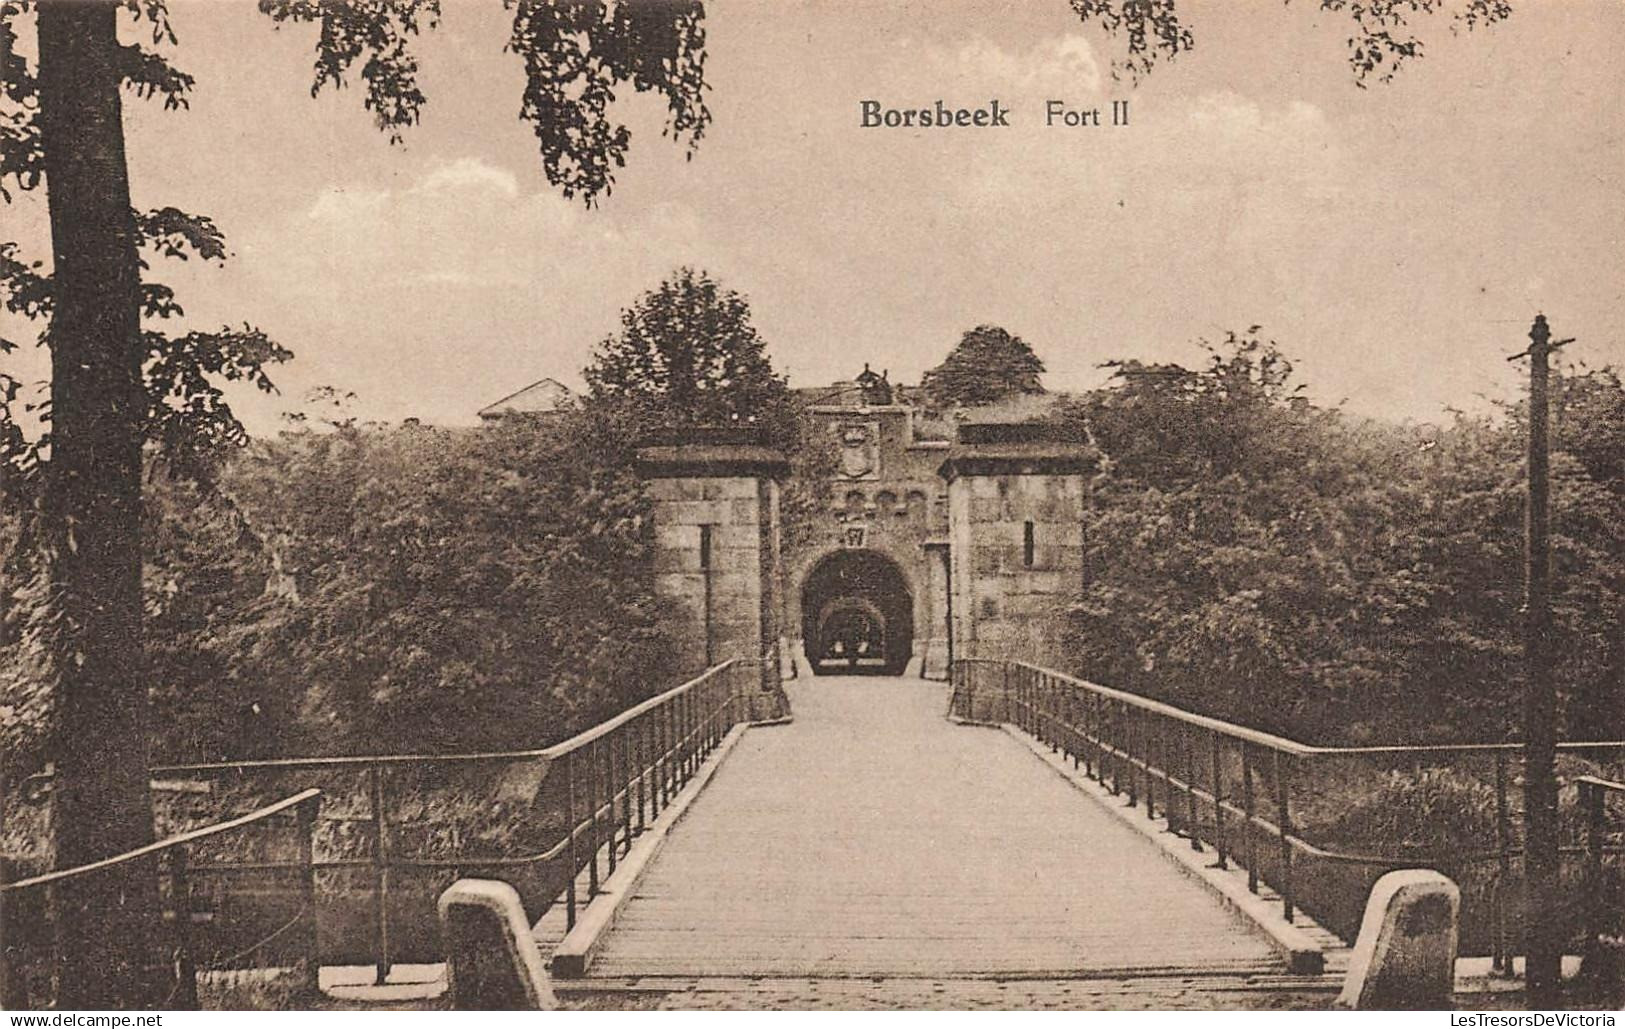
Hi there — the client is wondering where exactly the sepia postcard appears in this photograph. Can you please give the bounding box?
[0,0,1622,1017]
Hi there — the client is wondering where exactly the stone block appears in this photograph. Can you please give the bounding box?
[970,497,1003,522]
[1337,869,1459,1010]
[437,878,555,1010]
[973,544,1004,575]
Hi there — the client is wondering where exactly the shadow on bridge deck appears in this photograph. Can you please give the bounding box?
[576,676,1298,992]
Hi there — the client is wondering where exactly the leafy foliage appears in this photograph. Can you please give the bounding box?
[0,209,291,489]
[140,409,678,760]
[505,0,710,203]
[1068,0,1514,85]
[258,0,711,203]
[921,324,1046,411]
[257,0,439,141]
[1054,331,1625,745]
[585,266,793,441]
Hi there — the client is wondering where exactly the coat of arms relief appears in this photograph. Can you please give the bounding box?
[833,421,881,481]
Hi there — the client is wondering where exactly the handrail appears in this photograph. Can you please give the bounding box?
[954,655,1625,988]
[123,660,742,777]
[976,657,1625,757]
[1575,774,1625,794]
[3,661,754,1002]
[2,788,321,892]
[0,787,326,1009]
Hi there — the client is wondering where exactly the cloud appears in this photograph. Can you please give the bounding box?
[410,157,520,199]
[923,34,1103,96]
[306,187,389,223]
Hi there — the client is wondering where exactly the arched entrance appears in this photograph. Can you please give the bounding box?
[801,550,913,675]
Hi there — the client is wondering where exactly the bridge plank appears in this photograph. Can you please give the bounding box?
[582,677,1286,981]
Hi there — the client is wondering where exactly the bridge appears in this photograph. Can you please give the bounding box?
[5,655,1621,1010]
[534,672,1345,1010]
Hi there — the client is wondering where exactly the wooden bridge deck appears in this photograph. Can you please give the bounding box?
[577,675,1294,990]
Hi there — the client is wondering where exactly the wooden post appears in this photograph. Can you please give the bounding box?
[606,736,619,876]
[1186,732,1203,852]
[1582,782,1605,974]
[1513,313,1570,1006]
[171,847,198,1010]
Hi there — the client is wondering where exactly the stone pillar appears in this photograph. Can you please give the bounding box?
[638,433,790,717]
[1337,869,1461,1009]
[437,878,556,1010]
[939,424,1092,716]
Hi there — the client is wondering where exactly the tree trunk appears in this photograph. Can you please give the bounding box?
[36,1,164,1007]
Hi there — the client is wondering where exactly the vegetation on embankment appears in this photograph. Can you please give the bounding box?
[1046,332,1625,748]
[2,407,679,772]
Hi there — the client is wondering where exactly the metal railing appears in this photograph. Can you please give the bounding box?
[6,659,757,995]
[0,788,323,1009]
[951,658,1625,983]
[1577,776,1624,981]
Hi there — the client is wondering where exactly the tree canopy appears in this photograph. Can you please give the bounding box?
[1069,0,1514,85]
[0,0,716,1006]
[921,324,1047,410]
[585,266,793,440]
[1052,331,1625,746]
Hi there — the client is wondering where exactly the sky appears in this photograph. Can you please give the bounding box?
[4,0,1622,432]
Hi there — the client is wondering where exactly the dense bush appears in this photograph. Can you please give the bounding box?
[138,408,678,761]
[1321,766,1503,854]
[1055,333,1625,746]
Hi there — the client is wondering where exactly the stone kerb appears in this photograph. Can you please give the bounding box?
[1337,869,1461,1009]
[437,878,557,1010]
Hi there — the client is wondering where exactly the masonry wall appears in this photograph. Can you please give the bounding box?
[947,471,1085,661]
[649,474,769,676]
[785,404,952,675]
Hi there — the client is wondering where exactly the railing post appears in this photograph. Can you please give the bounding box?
[1126,704,1139,809]
[619,729,632,855]
[1583,781,1606,971]
[605,736,618,877]
[1003,662,1012,726]
[663,701,673,805]
[1047,675,1060,753]
[1065,685,1078,768]
[565,749,579,929]
[1144,711,1155,820]
[1085,693,1098,780]
[1186,732,1202,852]
[1110,701,1123,797]
[620,729,632,854]
[1273,750,1295,923]
[368,764,391,985]
[587,740,601,897]
[297,794,321,998]
[637,713,648,835]
[651,710,664,819]
[1211,733,1228,869]
[1242,743,1258,894]
[0,853,13,1010]
[1493,751,1513,975]
[171,845,198,1010]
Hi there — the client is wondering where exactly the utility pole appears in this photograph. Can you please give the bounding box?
[1508,313,1572,1007]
